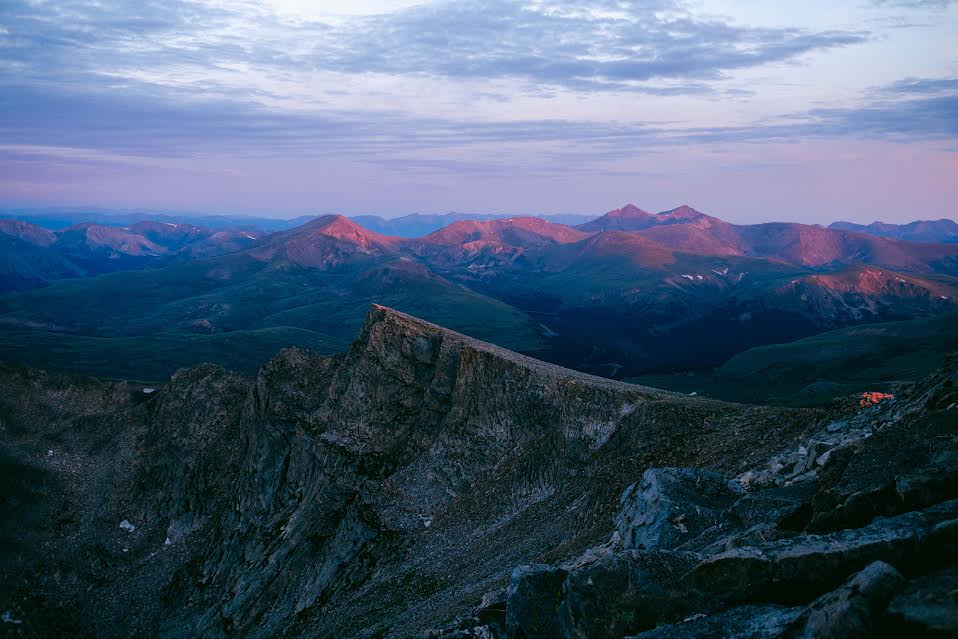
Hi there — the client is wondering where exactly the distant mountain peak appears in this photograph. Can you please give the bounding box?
[576,204,657,232]
[250,214,397,268]
[608,203,653,218]
[298,214,396,244]
[578,203,717,233]
[660,204,704,219]
[829,218,958,244]
[0,218,57,247]
[421,216,587,246]
[55,222,167,256]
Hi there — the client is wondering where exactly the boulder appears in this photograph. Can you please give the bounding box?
[808,411,958,533]
[691,501,958,606]
[885,567,958,637]
[616,468,743,551]
[506,564,567,639]
[793,560,905,638]
[557,549,700,639]
[626,605,803,638]
[728,483,814,531]
[630,562,905,638]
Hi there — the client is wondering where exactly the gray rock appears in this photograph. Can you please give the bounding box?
[674,483,814,556]
[807,405,958,533]
[793,560,905,638]
[630,562,905,638]
[728,483,814,530]
[626,605,803,638]
[476,588,507,635]
[506,564,568,639]
[885,567,958,637]
[557,550,700,639]
[691,501,958,606]
[616,468,744,551]
[738,469,780,489]
[827,420,848,433]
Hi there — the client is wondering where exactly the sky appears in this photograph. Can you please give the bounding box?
[0,0,956,223]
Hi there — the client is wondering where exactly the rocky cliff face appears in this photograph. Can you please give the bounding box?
[435,357,958,639]
[1,306,954,638]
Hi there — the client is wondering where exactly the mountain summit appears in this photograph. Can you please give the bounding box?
[577,203,657,231]
[249,214,399,268]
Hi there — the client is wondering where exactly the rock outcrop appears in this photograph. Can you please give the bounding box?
[440,356,958,639]
[1,306,955,638]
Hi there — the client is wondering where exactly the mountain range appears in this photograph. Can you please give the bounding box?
[1,210,598,237]
[830,218,958,243]
[1,204,957,401]
[0,219,263,293]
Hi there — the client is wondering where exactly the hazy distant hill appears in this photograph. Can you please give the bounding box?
[350,212,597,237]
[830,218,958,243]
[0,208,318,231]
[0,219,263,293]
[1,208,596,236]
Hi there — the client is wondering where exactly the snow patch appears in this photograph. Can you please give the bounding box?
[119,519,136,532]
[242,232,256,240]
[681,274,694,280]
[2,611,22,625]
[143,387,155,393]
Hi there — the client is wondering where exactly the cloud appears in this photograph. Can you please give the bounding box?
[0,0,951,184]
[878,77,958,95]
[1,71,954,176]
[872,0,954,8]
[805,94,958,139]
[0,0,866,97]
[312,0,866,90]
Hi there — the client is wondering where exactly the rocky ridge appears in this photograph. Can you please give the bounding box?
[0,306,955,638]
[432,356,958,638]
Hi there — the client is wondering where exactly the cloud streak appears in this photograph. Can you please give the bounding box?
[317,1,866,90]
[0,0,955,217]
[2,74,955,171]
[0,0,867,95]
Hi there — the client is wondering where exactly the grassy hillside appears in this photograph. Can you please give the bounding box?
[0,255,547,381]
[0,327,337,382]
[629,311,958,406]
